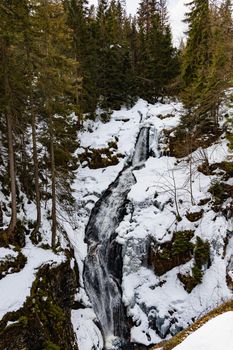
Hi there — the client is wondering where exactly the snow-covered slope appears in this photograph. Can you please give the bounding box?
[0,241,64,318]
[173,311,233,350]
[70,99,233,349]
[0,98,232,349]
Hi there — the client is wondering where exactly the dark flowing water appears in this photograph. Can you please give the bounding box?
[83,127,150,349]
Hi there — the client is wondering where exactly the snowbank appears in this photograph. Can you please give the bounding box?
[173,312,233,350]
[0,240,65,319]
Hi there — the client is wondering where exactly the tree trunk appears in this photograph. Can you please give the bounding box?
[24,32,42,239]
[31,112,41,239]
[6,110,17,234]
[3,39,17,235]
[50,118,57,249]
[0,202,3,228]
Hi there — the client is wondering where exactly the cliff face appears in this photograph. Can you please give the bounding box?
[0,259,78,350]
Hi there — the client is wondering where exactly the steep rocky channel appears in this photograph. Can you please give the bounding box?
[83,126,150,349]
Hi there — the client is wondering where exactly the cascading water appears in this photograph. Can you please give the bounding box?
[83,126,150,349]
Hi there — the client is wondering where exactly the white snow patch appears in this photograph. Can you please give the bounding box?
[0,240,65,319]
[173,311,233,350]
[72,308,103,350]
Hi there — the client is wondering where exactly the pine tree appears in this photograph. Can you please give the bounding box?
[137,0,178,102]
[96,0,135,109]
[65,0,98,114]
[20,0,43,240]
[181,0,233,131]
[0,1,30,238]
[204,0,233,124]
[181,0,212,122]
[34,0,79,249]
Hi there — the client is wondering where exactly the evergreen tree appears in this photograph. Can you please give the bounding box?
[96,0,135,109]
[137,0,178,102]
[65,0,99,114]
[0,0,30,238]
[204,0,233,124]
[181,0,233,131]
[33,0,79,248]
[181,0,213,126]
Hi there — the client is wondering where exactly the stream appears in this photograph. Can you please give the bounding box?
[83,126,150,349]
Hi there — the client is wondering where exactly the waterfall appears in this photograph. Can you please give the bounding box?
[83,127,150,349]
[132,127,150,166]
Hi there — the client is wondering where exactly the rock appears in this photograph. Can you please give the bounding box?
[0,259,79,350]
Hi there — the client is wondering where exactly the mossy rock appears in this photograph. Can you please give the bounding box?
[0,260,79,350]
[199,161,233,179]
[218,161,233,177]
[44,341,60,350]
[178,273,199,294]
[148,231,194,276]
[0,252,27,280]
[178,237,210,293]
[198,198,211,206]
[208,181,233,207]
[79,139,124,169]
[194,236,211,269]
[169,126,222,158]
[0,221,26,248]
[186,210,204,222]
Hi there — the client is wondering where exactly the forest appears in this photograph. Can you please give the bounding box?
[0,1,233,350]
[0,0,232,247]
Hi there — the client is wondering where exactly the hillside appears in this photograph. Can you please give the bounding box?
[1,0,233,349]
[69,99,233,349]
[0,97,232,349]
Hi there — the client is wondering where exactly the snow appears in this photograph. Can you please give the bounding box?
[173,311,233,350]
[70,97,233,348]
[119,135,232,343]
[0,240,64,319]
[1,97,225,347]
[0,247,17,260]
[72,308,103,350]
[0,96,232,349]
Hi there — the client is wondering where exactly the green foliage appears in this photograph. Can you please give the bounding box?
[194,236,210,268]
[178,236,211,293]
[191,265,203,284]
[137,0,179,102]
[180,0,233,132]
[181,0,212,111]
[45,342,60,350]
[208,180,227,205]
[171,231,194,257]
[221,162,233,176]
[18,316,28,327]
[227,133,233,150]
[65,0,179,111]
[149,231,195,276]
